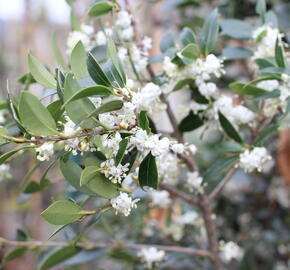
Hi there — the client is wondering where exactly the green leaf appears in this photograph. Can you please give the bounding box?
[180,43,200,59]
[63,73,96,128]
[218,111,243,144]
[179,27,196,46]
[223,47,253,60]
[102,59,125,88]
[51,32,67,69]
[200,9,219,55]
[18,91,58,136]
[121,147,138,174]
[60,158,95,196]
[220,19,253,40]
[70,10,80,30]
[88,1,113,17]
[179,111,203,132]
[48,224,70,240]
[18,72,36,84]
[61,85,112,109]
[41,200,84,225]
[138,152,158,189]
[255,58,276,69]
[107,39,126,85]
[256,0,266,21]
[81,166,119,198]
[88,100,123,118]
[115,138,129,165]
[87,53,112,87]
[160,31,175,53]
[253,123,279,145]
[0,146,32,165]
[37,246,80,270]
[173,78,195,91]
[229,82,267,96]
[28,53,56,89]
[2,247,27,265]
[275,38,286,68]
[23,179,50,194]
[139,111,151,134]
[47,100,64,122]
[70,41,89,79]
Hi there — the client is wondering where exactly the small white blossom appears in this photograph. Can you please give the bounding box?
[116,10,132,28]
[156,153,179,185]
[171,143,185,154]
[120,26,134,41]
[188,144,197,155]
[238,147,272,173]
[198,82,218,98]
[99,113,116,128]
[100,159,129,184]
[66,31,90,54]
[149,189,171,208]
[220,241,243,262]
[142,36,152,50]
[186,171,203,192]
[163,56,178,77]
[63,116,79,136]
[35,142,54,162]
[0,164,11,181]
[138,247,165,268]
[176,211,199,225]
[110,192,140,216]
[257,80,279,91]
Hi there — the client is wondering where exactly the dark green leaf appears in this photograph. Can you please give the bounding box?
[60,158,95,196]
[28,53,56,89]
[116,138,129,165]
[180,43,200,59]
[88,1,113,17]
[19,91,58,136]
[2,247,27,265]
[37,246,80,270]
[41,200,84,225]
[229,82,267,96]
[70,41,89,79]
[81,166,119,199]
[121,147,138,174]
[255,58,276,69]
[0,146,33,165]
[218,111,243,144]
[253,124,279,145]
[18,72,36,85]
[179,111,203,132]
[220,19,253,40]
[173,78,195,91]
[138,152,158,189]
[47,100,64,122]
[223,47,253,60]
[139,111,151,134]
[200,9,219,55]
[179,27,196,46]
[275,38,286,68]
[23,179,50,194]
[88,100,123,118]
[87,52,112,87]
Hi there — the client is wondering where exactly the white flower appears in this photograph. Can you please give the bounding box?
[0,110,6,124]
[138,247,165,268]
[149,189,171,208]
[110,192,140,216]
[120,27,134,41]
[156,153,179,185]
[152,137,170,156]
[131,82,162,112]
[35,142,54,162]
[186,171,203,192]
[166,223,184,241]
[66,31,90,54]
[252,25,281,58]
[163,56,178,77]
[99,113,116,128]
[89,97,102,107]
[64,138,80,156]
[238,147,272,173]
[0,164,11,181]
[116,10,132,28]
[142,36,152,51]
[96,31,107,45]
[188,144,197,155]
[100,159,129,184]
[257,80,279,91]
[101,132,122,154]
[176,211,199,225]
[80,24,94,35]
[130,45,148,72]
[198,82,218,98]
[63,116,79,136]
[220,241,243,262]
[171,143,185,154]
[263,98,282,117]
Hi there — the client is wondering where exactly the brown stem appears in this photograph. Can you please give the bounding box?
[199,194,224,270]
[0,238,213,259]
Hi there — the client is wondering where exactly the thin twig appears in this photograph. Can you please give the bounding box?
[0,238,213,260]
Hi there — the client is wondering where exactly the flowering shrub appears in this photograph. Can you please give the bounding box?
[0,0,290,269]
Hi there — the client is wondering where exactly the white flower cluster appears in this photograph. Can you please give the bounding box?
[138,247,165,268]
[148,189,171,208]
[100,159,129,184]
[163,54,224,98]
[213,95,255,127]
[110,192,140,216]
[66,24,95,54]
[252,25,282,59]
[35,142,54,162]
[116,10,134,41]
[220,241,243,262]
[0,164,11,182]
[238,147,272,173]
[156,152,179,185]
[268,177,290,208]
[257,75,290,117]
[95,28,113,46]
[131,82,164,112]
[186,171,203,192]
